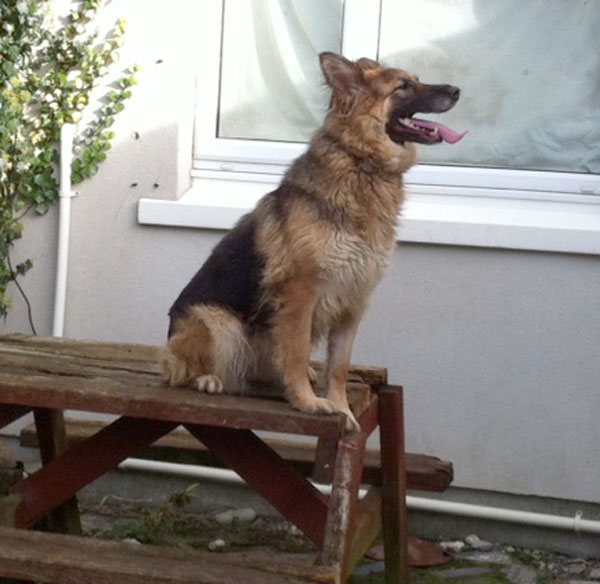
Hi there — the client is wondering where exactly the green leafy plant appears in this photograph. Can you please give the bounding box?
[0,0,138,323]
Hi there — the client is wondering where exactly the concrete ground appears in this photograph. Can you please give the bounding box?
[3,435,599,583]
[80,494,600,584]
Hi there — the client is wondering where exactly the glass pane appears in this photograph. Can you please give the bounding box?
[218,0,343,143]
[379,0,600,174]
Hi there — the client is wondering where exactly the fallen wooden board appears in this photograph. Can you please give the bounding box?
[0,526,337,584]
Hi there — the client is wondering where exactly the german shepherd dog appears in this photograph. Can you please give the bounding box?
[162,52,465,430]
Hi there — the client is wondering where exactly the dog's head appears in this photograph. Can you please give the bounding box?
[320,52,466,147]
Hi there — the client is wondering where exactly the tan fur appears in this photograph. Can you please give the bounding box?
[163,305,249,391]
[161,54,458,431]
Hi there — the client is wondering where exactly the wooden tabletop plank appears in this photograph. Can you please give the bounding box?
[0,371,347,438]
[0,334,160,364]
[0,335,383,438]
[0,334,387,387]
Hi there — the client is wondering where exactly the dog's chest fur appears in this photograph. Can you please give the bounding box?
[256,154,405,336]
[313,228,393,332]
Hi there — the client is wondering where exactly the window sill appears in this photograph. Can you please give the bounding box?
[138,176,600,256]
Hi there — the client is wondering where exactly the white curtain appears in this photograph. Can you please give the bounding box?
[218,0,342,143]
[218,0,599,174]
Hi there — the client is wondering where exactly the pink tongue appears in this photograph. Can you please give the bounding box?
[412,118,467,144]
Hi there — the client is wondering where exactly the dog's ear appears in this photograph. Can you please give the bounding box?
[319,52,364,95]
[356,57,380,71]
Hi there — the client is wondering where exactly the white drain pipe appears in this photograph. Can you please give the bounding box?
[52,123,77,337]
[406,495,600,536]
[118,458,600,536]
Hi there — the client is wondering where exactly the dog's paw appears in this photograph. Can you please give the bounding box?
[327,398,361,432]
[292,395,337,416]
[342,409,361,432]
[196,375,224,394]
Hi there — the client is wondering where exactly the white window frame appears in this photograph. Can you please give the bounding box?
[138,0,600,255]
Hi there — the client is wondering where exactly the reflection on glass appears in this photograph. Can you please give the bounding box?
[379,0,600,173]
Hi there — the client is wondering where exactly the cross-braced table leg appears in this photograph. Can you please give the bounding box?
[11,416,177,528]
[33,409,81,534]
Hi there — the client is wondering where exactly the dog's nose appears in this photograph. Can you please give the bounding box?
[445,85,460,100]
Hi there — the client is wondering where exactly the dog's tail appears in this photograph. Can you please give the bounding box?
[160,346,189,386]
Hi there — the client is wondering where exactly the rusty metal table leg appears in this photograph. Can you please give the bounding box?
[378,385,409,584]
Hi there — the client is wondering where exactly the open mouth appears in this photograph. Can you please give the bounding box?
[386,83,467,145]
[392,116,467,145]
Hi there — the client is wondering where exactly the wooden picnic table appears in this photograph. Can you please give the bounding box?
[0,334,452,583]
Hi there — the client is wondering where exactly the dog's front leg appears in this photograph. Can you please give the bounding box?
[326,317,361,431]
[273,278,336,415]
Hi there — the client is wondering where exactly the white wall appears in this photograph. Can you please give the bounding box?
[2,1,599,506]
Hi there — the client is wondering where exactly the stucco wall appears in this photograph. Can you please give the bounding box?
[2,1,599,506]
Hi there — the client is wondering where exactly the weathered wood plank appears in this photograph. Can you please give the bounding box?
[0,351,160,386]
[320,432,366,571]
[0,335,380,439]
[0,342,161,386]
[0,372,346,439]
[0,334,160,364]
[20,419,454,491]
[33,408,82,534]
[309,361,388,389]
[0,526,336,583]
[0,334,386,389]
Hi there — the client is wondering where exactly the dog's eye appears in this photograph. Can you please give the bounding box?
[395,80,416,93]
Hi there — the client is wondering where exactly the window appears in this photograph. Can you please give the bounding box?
[138,0,600,255]
[379,0,600,176]
[192,0,599,197]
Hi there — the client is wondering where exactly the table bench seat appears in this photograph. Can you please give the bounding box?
[21,419,453,491]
